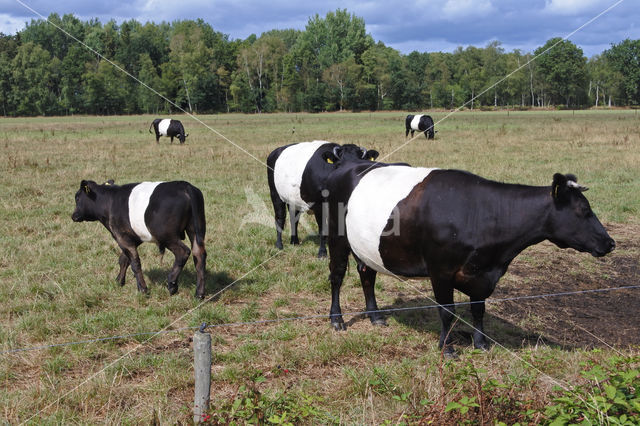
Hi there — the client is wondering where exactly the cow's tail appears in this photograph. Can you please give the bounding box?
[148,122,153,133]
[188,184,207,248]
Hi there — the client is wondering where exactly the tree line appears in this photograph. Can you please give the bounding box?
[1,10,639,116]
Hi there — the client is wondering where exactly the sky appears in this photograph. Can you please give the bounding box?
[1,0,639,57]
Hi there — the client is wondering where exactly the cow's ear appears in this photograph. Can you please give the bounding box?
[552,173,571,202]
[80,180,97,199]
[80,180,91,194]
[185,134,189,138]
[367,150,379,161]
[322,151,338,164]
[104,179,114,186]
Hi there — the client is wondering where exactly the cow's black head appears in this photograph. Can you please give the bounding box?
[547,173,615,257]
[322,144,379,165]
[72,180,100,222]
[179,133,188,144]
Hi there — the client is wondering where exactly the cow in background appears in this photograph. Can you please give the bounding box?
[149,119,188,144]
[72,180,207,298]
[267,141,379,258]
[405,114,435,139]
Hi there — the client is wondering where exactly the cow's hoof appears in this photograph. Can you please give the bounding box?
[275,242,283,250]
[290,239,300,246]
[441,346,458,359]
[167,282,179,295]
[474,342,490,351]
[116,277,126,287]
[371,318,388,327]
[317,250,327,259]
[332,322,347,331]
[195,292,205,300]
[138,287,150,296]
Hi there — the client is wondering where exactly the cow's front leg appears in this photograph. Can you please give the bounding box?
[470,297,489,351]
[328,237,350,330]
[432,278,456,357]
[356,261,385,326]
[121,244,149,294]
[166,240,191,295]
[313,208,327,258]
[116,250,130,286]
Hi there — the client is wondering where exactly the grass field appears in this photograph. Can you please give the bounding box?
[1,110,639,423]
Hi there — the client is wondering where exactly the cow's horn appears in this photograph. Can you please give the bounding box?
[567,180,588,192]
[333,146,341,158]
[360,148,368,159]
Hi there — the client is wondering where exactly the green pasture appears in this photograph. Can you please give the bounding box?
[0,110,639,423]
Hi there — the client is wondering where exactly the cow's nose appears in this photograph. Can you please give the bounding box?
[607,238,616,252]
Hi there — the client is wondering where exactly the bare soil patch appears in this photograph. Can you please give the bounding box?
[491,223,640,349]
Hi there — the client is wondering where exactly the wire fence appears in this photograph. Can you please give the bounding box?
[4,283,639,356]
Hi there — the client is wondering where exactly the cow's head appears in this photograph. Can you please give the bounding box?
[322,144,379,165]
[547,173,615,257]
[179,133,188,144]
[72,180,100,222]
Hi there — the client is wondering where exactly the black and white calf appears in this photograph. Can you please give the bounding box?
[324,161,615,355]
[267,141,379,258]
[149,118,188,144]
[405,114,435,139]
[72,180,207,298]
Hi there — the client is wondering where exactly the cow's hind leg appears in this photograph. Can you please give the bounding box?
[165,240,191,295]
[328,236,350,330]
[187,230,207,299]
[116,250,130,286]
[356,261,385,326]
[271,196,286,250]
[431,278,457,357]
[289,205,302,245]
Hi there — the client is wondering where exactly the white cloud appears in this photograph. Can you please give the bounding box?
[0,13,26,35]
[441,0,496,20]
[543,0,605,16]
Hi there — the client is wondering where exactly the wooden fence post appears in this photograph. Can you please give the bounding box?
[193,324,211,423]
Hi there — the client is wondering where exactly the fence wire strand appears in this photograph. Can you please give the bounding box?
[4,283,638,356]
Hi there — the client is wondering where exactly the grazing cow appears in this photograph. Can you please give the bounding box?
[149,118,188,144]
[405,114,435,139]
[323,162,615,355]
[72,180,207,298]
[267,141,379,258]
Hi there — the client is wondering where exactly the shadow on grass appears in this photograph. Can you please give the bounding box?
[146,267,253,300]
[343,295,571,351]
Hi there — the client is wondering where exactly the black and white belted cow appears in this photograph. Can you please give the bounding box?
[72,180,207,298]
[405,114,435,139]
[322,159,615,355]
[149,118,188,144]
[267,141,379,258]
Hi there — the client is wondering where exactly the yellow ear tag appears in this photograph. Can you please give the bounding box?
[369,157,375,161]
[83,185,90,193]
[554,186,558,198]
[326,158,334,164]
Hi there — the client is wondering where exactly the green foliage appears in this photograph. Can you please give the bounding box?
[208,383,332,424]
[545,356,640,425]
[2,12,638,116]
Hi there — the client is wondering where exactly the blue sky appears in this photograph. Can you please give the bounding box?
[1,0,638,56]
